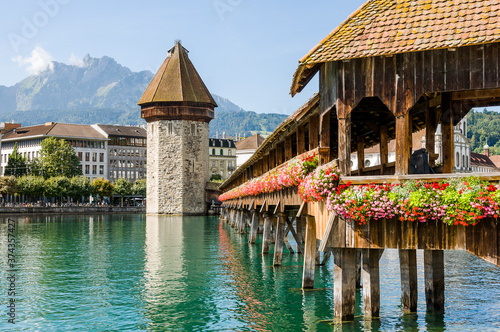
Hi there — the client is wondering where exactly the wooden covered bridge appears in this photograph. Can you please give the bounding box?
[219,0,500,322]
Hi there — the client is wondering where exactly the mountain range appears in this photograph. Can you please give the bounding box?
[0,55,287,137]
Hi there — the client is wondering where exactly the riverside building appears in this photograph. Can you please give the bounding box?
[209,138,236,180]
[0,122,146,182]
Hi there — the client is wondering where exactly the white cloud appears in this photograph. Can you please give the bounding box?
[12,46,54,75]
[69,53,86,68]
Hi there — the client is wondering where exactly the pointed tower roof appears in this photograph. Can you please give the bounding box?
[138,41,217,107]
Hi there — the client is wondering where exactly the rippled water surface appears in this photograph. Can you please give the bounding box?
[0,214,499,331]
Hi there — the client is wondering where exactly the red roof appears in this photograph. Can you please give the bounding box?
[470,152,497,168]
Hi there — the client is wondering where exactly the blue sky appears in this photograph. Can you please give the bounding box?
[0,0,367,115]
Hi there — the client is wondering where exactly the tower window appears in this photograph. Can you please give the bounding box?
[167,122,173,135]
[191,123,196,135]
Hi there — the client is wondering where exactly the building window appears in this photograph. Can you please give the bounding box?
[228,150,232,156]
[212,161,216,167]
[85,152,90,162]
[220,149,223,156]
[456,152,460,167]
[78,152,82,161]
[99,153,104,162]
[212,148,215,155]
[85,165,90,174]
[99,165,104,175]
[220,161,224,168]
[92,165,97,175]
[92,152,97,162]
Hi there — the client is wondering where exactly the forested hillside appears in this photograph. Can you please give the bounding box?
[467,109,500,154]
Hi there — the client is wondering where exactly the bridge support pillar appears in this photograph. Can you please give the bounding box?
[399,249,418,313]
[261,213,272,254]
[424,249,445,313]
[248,211,259,244]
[273,213,286,266]
[333,248,357,322]
[238,210,247,233]
[362,249,384,318]
[302,215,317,289]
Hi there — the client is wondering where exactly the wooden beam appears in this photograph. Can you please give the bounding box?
[262,213,272,254]
[338,114,352,175]
[302,215,317,289]
[425,101,438,165]
[309,114,319,150]
[424,250,445,313]
[249,211,259,244]
[380,125,389,173]
[357,135,365,173]
[395,113,411,175]
[298,123,306,154]
[399,249,418,313]
[362,249,384,318]
[319,213,338,252]
[452,88,500,101]
[285,217,304,253]
[285,135,293,161]
[333,248,357,322]
[273,213,286,266]
[441,92,454,173]
[320,111,331,165]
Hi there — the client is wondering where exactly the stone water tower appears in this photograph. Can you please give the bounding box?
[138,41,217,215]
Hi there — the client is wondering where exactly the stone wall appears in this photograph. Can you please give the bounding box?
[147,119,209,215]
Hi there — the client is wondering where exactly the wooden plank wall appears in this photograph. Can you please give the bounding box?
[332,43,500,117]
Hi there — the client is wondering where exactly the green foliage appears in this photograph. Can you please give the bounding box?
[17,175,45,197]
[5,143,27,177]
[91,177,114,197]
[114,178,132,196]
[210,174,222,181]
[132,178,146,196]
[467,109,500,155]
[69,176,92,200]
[44,176,70,199]
[38,137,82,178]
[209,110,287,137]
[0,176,17,195]
[114,178,132,206]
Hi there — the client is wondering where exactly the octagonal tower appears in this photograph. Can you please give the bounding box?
[138,41,217,215]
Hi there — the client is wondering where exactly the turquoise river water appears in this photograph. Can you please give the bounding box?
[0,214,499,331]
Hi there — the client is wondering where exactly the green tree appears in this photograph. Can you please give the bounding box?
[45,176,70,202]
[91,177,114,199]
[17,175,45,201]
[0,176,17,204]
[4,143,27,177]
[132,178,146,197]
[210,174,222,181]
[114,178,132,206]
[38,137,82,178]
[69,176,92,202]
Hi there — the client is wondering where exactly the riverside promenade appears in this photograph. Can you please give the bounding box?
[0,205,145,214]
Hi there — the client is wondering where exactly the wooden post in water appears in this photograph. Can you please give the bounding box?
[302,215,317,289]
[399,249,418,313]
[273,213,286,266]
[262,213,272,254]
[356,250,362,289]
[362,249,384,318]
[249,211,259,244]
[424,249,445,313]
[333,248,357,322]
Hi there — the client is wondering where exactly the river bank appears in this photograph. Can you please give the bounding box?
[0,206,145,214]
